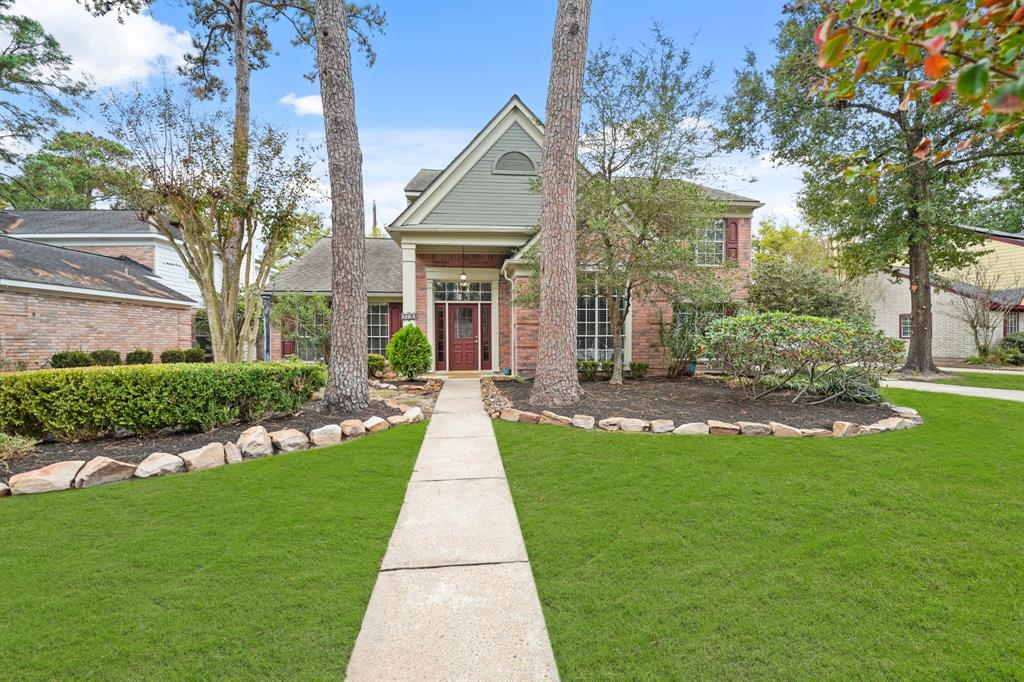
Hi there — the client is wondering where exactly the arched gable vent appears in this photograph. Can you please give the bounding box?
[493,151,536,174]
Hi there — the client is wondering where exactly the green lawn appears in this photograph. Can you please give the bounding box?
[935,370,1024,391]
[1,423,424,680]
[497,391,1024,680]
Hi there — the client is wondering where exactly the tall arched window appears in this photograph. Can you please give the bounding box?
[493,151,536,174]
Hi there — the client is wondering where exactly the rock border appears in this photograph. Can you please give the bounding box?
[3,405,425,498]
[481,376,923,439]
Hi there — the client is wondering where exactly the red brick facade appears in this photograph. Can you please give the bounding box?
[264,215,753,375]
[0,290,194,369]
[72,245,156,269]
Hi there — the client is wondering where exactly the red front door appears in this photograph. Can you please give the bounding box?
[447,304,478,371]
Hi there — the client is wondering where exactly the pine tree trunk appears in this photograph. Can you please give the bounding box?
[316,0,369,411]
[530,0,591,407]
[904,238,939,374]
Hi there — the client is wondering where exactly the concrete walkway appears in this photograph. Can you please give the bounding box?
[346,378,559,681]
[938,366,1024,375]
[882,379,1024,402]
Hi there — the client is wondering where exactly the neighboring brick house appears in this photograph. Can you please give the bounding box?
[0,209,221,307]
[0,234,195,368]
[856,227,1024,362]
[268,96,762,375]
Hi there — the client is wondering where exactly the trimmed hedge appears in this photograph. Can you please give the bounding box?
[0,362,327,441]
[126,349,153,365]
[184,347,207,363]
[51,350,93,369]
[160,349,186,364]
[90,349,121,366]
[368,353,387,377]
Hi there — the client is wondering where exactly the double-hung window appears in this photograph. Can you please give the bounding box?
[367,304,389,355]
[695,223,725,266]
[898,313,912,339]
[1006,310,1022,336]
[576,285,627,361]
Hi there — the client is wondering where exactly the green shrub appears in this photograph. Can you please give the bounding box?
[705,312,903,403]
[599,360,614,378]
[184,347,206,363]
[0,362,327,441]
[160,349,186,364]
[995,333,1024,366]
[629,361,650,379]
[386,325,432,380]
[51,350,94,369]
[125,349,153,365]
[577,360,599,381]
[748,259,872,324]
[368,353,387,377]
[89,349,121,366]
[0,432,36,474]
[757,366,883,404]
[965,354,988,366]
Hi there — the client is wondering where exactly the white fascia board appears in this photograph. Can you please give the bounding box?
[13,233,157,245]
[0,278,194,307]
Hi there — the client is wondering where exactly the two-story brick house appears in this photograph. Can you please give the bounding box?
[269,96,762,375]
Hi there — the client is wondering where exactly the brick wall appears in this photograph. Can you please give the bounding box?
[72,245,156,270]
[511,276,538,375]
[0,290,194,369]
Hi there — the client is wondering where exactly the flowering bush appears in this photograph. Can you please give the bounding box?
[705,312,903,403]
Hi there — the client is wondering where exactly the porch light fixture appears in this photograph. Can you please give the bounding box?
[459,245,468,287]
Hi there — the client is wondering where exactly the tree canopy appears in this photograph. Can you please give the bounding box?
[0,131,133,209]
[721,3,1024,373]
[0,0,89,165]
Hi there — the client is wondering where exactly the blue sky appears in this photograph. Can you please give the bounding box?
[14,0,800,228]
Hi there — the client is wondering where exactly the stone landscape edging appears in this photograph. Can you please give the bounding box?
[480,376,923,440]
[1,403,426,498]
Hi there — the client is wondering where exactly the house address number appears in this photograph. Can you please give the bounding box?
[401,312,417,321]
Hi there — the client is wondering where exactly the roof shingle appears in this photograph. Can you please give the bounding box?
[267,237,402,295]
[0,210,182,240]
[0,234,193,303]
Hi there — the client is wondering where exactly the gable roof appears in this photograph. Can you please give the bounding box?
[267,237,402,296]
[389,95,545,232]
[0,209,183,240]
[0,234,193,305]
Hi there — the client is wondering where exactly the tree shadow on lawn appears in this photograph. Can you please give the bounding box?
[496,390,1024,679]
[0,423,425,679]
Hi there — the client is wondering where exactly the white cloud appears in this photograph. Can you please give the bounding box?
[280,93,324,117]
[13,0,190,88]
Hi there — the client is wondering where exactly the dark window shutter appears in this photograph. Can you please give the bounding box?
[388,302,402,338]
[281,339,296,356]
[725,219,739,261]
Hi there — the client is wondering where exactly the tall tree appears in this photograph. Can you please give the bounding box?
[0,131,132,209]
[105,82,317,362]
[574,28,724,385]
[530,0,591,406]
[86,0,383,364]
[0,0,88,165]
[722,4,1024,375]
[315,0,368,411]
[752,216,835,272]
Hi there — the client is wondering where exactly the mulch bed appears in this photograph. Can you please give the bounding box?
[6,401,400,478]
[495,377,894,430]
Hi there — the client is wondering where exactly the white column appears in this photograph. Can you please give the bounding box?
[401,243,417,326]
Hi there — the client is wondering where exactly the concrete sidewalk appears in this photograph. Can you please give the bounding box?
[346,378,559,681]
[882,379,1024,403]
[938,366,1024,376]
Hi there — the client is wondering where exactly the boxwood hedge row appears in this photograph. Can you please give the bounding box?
[0,361,327,441]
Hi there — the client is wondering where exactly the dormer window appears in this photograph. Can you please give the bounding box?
[493,151,536,175]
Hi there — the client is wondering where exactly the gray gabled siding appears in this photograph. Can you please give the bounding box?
[421,123,542,227]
